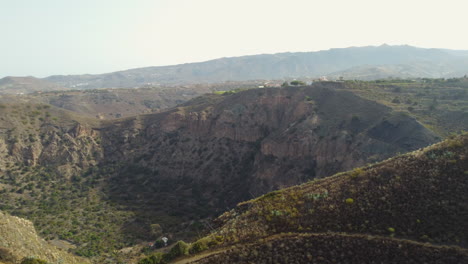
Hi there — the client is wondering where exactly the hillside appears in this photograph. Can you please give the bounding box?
[328,63,451,80]
[148,133,468,263]
[0,102,118,260]
[11,82,259,119]
[44,45,468,89]
[97,83,438,244]
[0,210,89,264]
[0,82,261,119]
[343,78,468,137]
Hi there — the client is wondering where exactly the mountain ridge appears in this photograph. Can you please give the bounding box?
[41,45,468,90]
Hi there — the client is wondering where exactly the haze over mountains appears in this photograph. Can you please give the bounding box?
[43,45,468,89]
[2,45,468,94]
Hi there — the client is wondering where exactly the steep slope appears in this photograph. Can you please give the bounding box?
[0,210,89,264]
[158,133,468,263]
[0,103,118,259]
[0,76,66,95]
[100,83,438,237]
[44,45,468,89]
[0,102,102,175]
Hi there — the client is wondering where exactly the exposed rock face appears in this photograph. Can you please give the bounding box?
[0,211,89,264]
[101,83,439,218]
[0,106,102,178]
[0,84,442,255]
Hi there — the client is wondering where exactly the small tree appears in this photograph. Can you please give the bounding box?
[163,241,189,261]
[150,223,162,238]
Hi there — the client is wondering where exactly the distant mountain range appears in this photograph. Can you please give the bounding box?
[2,44,468,92]
[0,76,66,94]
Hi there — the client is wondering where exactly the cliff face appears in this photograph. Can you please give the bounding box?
[101,83,439,218]
[0,211,89,264]
[0,84,442,258]
[0,104,102,178]
[0,85,441,203]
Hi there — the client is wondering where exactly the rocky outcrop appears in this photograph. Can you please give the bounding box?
[0,211,89,264]
[0,106,102,178]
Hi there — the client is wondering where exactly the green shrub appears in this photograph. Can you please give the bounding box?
[138,252,165,264]
[163,241,189,261]
[350,168,364,179]
[189,240,208,254]
[153,239,165,249]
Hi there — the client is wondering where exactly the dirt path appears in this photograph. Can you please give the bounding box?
[172,248,229,264]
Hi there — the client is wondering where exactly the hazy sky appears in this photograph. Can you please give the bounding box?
[1,0,467,77]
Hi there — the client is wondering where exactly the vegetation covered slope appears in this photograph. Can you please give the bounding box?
[0,210,89,264]
[191,233,468,264]
[0,103,129,260]
[343,77,468,137]
[164,133,468,263]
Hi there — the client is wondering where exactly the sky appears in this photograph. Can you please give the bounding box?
[1,0,468,78]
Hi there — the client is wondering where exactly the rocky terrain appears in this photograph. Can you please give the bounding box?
[101,83,438,224]
[0,81,463,263]
[0,103,101,176]
[0,211,89,264]
[143,133,468,263]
